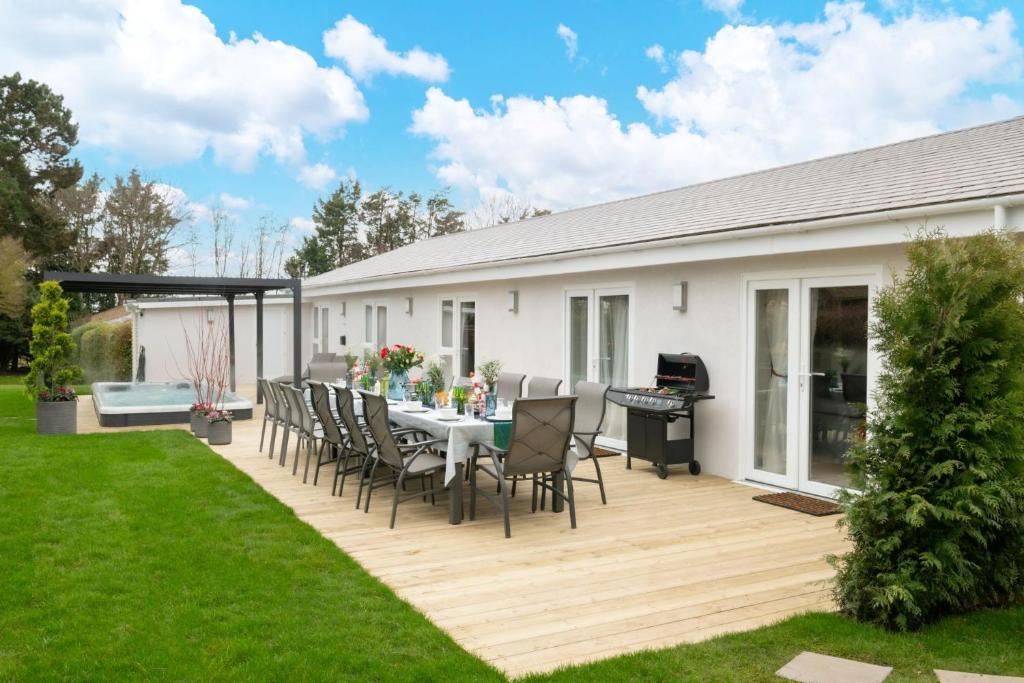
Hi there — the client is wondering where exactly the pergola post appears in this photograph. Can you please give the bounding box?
[227,293,236,393]
[255,291,264,404]
[292,282,302,387]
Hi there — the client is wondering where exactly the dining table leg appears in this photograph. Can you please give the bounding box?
[551,471,565,513]
[448,462,463,524]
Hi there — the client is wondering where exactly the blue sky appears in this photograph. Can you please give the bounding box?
[1,0,1022,273]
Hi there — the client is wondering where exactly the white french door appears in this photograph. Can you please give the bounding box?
[745,274,875,497]
[565,287,631,447]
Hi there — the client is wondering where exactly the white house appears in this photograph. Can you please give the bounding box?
[135,116,1024,496]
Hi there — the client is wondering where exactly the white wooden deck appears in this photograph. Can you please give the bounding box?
[78,395,848,677]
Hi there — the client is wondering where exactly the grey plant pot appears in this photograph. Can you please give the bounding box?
[207,420,232,445]
[37,400,77,435]
[191,412,208,438]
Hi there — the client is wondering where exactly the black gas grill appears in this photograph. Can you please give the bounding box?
[607,353,715,478]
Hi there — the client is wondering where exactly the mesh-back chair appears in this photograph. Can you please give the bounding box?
[307,381,344,486]
[470,396,577,538]
[358,391,448,528]
[274,380,298,467]
[331,385,370,497]
[570,381,610,504]
[258,378,277,455]
[527,376,562,397]
[283,384,323,479]
[496,372,526,403]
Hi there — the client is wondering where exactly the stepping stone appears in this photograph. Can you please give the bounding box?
[777,651,892,683]
[935,671,1024,682]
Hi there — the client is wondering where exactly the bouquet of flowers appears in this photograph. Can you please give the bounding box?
[477,359,503,391]
[362,349,382,378]
[206,409,233,423]
[379,344,425,373]
[190,401,213,415]
[37,386,78,402]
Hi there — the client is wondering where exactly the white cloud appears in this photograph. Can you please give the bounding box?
[703,0,745,20]
[556,23,579,61]
[218,192,251,210]
[297,163,338,190]
[412,3,1022,211]
[323,15,449,82]
[645,43,667,70]
[289,216,316,233]
[0,0,367,174]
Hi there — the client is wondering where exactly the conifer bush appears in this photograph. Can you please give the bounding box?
[831,230,1024,630]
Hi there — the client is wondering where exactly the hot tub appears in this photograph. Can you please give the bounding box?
[91,381,253,427]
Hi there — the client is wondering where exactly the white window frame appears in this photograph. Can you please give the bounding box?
[363,302,388,350]
[438,293,477,379]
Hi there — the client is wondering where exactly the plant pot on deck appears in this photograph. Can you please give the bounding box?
[36,400,77,435]
[207,419,232,445]
[190,412,208,438]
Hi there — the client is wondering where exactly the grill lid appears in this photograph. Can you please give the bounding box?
[656,353,709,392]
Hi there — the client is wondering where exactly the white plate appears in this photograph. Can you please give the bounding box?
[436,416,463,422]
[400,407,430,413]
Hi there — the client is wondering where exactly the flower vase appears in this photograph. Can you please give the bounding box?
[387,371,407,400]
[485,392,497,417]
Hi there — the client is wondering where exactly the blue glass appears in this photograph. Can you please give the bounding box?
[387,370,408,400]
[484,392,497,417]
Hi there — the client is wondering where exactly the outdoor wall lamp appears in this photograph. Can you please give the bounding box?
[405,297,414,315]
[508,290,519,314]
[672,281,688,312]
[339,301,346,317]
[206,308,214,324]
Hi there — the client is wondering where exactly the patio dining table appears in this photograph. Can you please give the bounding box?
[308,387,574,524]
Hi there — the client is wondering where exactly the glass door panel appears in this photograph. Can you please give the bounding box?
[753,289,790,476]
[804,284,869,492]
[375,305,387,348]
[598,293,629,441]
[568,295,590,390]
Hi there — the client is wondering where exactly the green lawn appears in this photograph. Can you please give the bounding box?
[0,373,91,395]
[2,385,1022,681]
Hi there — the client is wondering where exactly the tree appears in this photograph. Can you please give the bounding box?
[101,169,183,276]
[49,172,104,273]
[423,189,465,238]
[284,236,332,278]
[0,72,82,262]
[830,230,1024,630]
[210,207,234,278]
[246,215,289,278]
[25,281,80,396]
[314,179,365,269]
[472,193,550,228]
[0,236,29,318]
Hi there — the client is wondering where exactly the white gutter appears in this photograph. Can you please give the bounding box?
[304,193,1024,297]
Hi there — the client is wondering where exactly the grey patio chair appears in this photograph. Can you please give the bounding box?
[358,391,448,528]
[308,381,345,486]
[527,376,562,397]
[331,385,371,498]
[270,380,295,466]
[569,381,611,504]
[469,396,578,538]
[496,372,526,403]
[257,377,278,455]
[281,384,323,480]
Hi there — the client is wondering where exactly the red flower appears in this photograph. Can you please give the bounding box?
[380,347,389,359]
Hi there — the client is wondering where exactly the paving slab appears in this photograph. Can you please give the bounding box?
[776,651,892,683]
[935,670,1024,683]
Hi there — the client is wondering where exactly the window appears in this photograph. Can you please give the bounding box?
[460,301,476,377]
[320,306,329,353]
[364,305,373,344]
[441,299,454,348]
[376,305,388,348]
[313,305,321,354]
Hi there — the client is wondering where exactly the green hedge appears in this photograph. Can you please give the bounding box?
[71,321,132,383]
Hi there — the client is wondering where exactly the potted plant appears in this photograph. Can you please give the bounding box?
[426,361,446,403]
[451,385,468,414]
[206,409,233,445]
[379,344,425,400]
[478,359,503,417]
[26,282,82,435]
[190,401,212,437]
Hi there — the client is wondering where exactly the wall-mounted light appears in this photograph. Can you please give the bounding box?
[405,297,414,315]
[508,290,519,314]
[339,301,346,317]
[206,308,214,324]
[672,281,688,313]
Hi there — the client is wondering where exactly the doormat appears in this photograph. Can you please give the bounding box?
[753,492,841,516]
[592,446,622,458]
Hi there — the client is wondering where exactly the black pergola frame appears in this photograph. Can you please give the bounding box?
[43,271,302,403]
